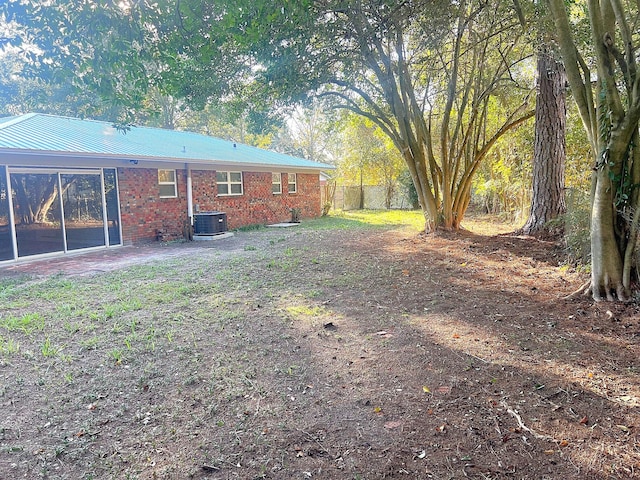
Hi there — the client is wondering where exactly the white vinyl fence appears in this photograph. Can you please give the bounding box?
[326,185,415,211]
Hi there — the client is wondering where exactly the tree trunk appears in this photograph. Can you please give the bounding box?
[547,0,640,301]
[35,178,60,224]
[359,168,364,210]
[521,49,566,235]
[590,167,627,301]
[11,176,34,224]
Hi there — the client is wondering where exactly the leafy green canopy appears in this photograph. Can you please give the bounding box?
[2,0,450,121]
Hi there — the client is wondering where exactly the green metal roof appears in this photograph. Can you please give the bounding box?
[0,113,333,171]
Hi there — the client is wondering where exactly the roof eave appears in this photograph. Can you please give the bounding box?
[0,148,334,172]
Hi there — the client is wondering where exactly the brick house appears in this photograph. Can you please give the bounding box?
[0,113,332,263]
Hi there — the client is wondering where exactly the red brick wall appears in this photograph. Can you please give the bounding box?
[117,168,321,243]
[117,167,188,244]
[193,171,321,229]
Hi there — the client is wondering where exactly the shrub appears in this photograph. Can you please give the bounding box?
[564,188,591,266]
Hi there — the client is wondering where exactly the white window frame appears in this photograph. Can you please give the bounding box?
[288,173,297,194]
[158,169,177,198]
[272,173,282,194]
[217,171,243,196]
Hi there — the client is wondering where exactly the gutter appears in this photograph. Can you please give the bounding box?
[186,163,194,223]
[0,148,335,173]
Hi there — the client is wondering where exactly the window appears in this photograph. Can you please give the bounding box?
[288,173,297,194]
[217,171,243,195]
[272,173,282,194]
[158,169,177,198]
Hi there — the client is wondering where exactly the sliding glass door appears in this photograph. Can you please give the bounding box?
[11,170,65,257]
[61,173,106,250]
[3,167,121,260]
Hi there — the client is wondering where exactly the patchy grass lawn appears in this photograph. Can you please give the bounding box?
[0,211,638,479]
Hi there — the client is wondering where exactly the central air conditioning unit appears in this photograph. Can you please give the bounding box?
[193,212,228,235]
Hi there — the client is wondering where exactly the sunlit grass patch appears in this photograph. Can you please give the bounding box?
[30,277,80,301]
[0,276,31,299]
[286,305,327,318]
[301,209,425,231]
[336,209,425,229]
[304,209,517,235]
[0,312,45,334]
[0,335,20,355]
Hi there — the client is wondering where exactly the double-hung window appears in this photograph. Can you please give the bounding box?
[272,173,282,194]
[158,169,177,198]
[217,171,243,195]
[287,173,297,194]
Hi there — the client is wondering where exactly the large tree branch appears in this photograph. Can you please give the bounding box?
[328,79,393,126]
[588,0,625,125]
[317,90,400,148]
[453,106,535,210]
[609,0,636,88]
[548,0,598,152]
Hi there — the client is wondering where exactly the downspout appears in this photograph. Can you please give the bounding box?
[186,164,194,219]
[186,164,194,240]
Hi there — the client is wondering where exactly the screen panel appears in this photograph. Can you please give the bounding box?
[12,172,64,257]
[61,173,106,250]
[0,166,14,261]
[104,169,121,246]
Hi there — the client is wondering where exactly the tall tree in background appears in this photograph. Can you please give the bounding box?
[549,0,640,300]
[236,0,535,230]
[273,102,337,163]
[0,49,120,119]
[339,115,405,209]
[0,1,163,122]
[521,48,567,235]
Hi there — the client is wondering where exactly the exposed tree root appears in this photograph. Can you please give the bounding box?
[501,401,553,441]
[563,280,591,300]
[565,280,631,302]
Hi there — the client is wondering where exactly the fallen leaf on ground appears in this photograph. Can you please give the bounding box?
[384,420,403,429]
[374,330,393,338]
[422,386,431,393]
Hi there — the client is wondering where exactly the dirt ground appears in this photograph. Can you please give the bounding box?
[0,218,639,479]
